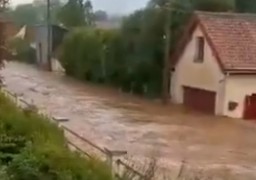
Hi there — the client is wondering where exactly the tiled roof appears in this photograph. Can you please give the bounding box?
[196,11,256,71]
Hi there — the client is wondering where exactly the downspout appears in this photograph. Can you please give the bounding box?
[219,72,229,116]
[169,68,175,100]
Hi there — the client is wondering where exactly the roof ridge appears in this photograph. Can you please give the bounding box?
[195,10,256,17]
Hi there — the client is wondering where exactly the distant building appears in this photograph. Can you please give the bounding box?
[13,25,35,43]
[34,24,67,71]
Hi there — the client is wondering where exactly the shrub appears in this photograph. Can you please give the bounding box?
[0,92,112,180]
[59,27,161,97]
[7,38,36,63]
[60,28,102,80]
[58,12,164,97]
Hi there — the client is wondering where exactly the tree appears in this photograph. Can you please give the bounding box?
[60,28,103,80]
[57,0,94,28]
[120,8,165,95]
[48,0,62,24]
[5,0,62,26]
[84,0,94,25]
[147,0,168,8]
[33,0,60,5]
[191,0,235,11]
[57,0,85,27]
[148,0,235,11]
[94,10,108,21]
[0,0,8,12]
[235,0,256,13]
[9,4,40,25]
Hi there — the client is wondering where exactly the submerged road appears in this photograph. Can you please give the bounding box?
[2,62,256,179]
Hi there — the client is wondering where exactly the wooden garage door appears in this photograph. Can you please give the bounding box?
[244,94,256,120]
[183,87,216,114]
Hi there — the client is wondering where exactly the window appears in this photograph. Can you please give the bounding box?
[194,37,205,62]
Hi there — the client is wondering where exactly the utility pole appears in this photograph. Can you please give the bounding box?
[162,0,171,104]
[47,0,52,71]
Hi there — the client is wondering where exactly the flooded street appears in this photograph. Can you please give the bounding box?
[3,62,256,178]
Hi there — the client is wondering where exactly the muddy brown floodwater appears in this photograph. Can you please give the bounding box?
[3,62,256,179]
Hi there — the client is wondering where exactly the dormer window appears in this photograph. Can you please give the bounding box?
[194,36,205,63]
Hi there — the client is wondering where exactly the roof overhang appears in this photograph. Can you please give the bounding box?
[226,69,256,75]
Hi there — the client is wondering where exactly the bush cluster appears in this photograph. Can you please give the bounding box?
[59,27,162,97]
[0,92,112,180]
[7,37,36,64]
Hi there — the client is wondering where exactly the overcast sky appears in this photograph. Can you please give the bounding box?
[11,0,148,14]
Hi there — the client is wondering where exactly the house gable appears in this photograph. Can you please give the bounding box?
[171,25,225,114]
[173,25,224,90]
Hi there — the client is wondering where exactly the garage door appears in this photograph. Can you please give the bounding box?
[183,87,216,114]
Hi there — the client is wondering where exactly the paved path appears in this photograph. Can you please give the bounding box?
[2,62,256,179]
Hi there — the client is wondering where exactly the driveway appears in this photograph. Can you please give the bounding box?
[2,62,256,179]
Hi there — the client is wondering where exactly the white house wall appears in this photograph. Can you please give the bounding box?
[224,75,256,118]
[35,26,53,68]
[171,26,225,115]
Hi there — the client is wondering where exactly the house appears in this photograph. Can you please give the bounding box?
[12,25,35,43]
[170,11,256,119]
[34,24,67,71]
[3,21,21,41]
[0,20,22,60]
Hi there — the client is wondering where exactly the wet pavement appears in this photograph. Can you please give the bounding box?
[2,62,256,178]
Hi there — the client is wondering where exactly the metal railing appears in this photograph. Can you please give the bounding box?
[115,159,146,180]
[62,125,106,154]
[0,88,148,179]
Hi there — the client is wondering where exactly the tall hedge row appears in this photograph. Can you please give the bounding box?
[59,27,162,97]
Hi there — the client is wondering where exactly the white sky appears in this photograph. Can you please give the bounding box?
[11,0,32,6]
[11,0,148,14]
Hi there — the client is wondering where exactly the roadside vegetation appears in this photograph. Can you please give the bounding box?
[7,37,36,64]
[0,92,112,180]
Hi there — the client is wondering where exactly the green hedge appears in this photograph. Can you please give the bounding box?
[0,92,112,180]
[59,28,161,97]
[60,28,102,81]
[7,38,36,63]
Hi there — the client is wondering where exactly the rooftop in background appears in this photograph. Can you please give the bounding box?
[33,24,68,31]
